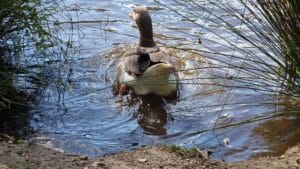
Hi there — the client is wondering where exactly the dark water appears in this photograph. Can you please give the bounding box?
[29,0,300,162]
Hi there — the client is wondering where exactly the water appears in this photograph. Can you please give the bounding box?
[29,0,300,162]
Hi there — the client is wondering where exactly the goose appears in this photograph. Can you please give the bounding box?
[115,6,178,97]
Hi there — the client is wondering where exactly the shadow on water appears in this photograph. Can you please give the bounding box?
[0,0,68,138]
[0,60,68,138]
[0,76,32,137]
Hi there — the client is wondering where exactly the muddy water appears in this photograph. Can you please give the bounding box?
[30,0,300,162]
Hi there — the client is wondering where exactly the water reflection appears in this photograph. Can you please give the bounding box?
[134,95,172,135]
[253,116,300,157]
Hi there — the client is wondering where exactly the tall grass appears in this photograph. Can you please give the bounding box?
[0,0,63,107]
[157,0,300,98]
[0,0,66,135]
[255,0,300,95]
[218,0,300,95]
[151,0,300,150]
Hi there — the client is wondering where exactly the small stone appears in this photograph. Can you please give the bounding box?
[0,164,10,169]
[91,161,106,167]
[138,158,147,163]
[79,161,88,166]
[223,137,230,146]
[131,142,139,146]
[198,38,202,44]
[16,151,23,155]
[79,155,88,160]
[207,150,213,157]
[297,159,300,164]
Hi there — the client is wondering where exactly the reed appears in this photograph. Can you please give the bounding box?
[157,0,300,98]
[0,0,64,119]
[265,0,299,94]
[224,0,300,96]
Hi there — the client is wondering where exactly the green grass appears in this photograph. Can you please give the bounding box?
[165,145,206,158]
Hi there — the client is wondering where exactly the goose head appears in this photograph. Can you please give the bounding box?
[116,7,178,97]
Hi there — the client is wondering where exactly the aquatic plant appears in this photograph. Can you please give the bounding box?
[157,0,300,98]
[217,0,300,96]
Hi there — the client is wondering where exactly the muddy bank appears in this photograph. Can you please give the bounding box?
[0,137,299,169]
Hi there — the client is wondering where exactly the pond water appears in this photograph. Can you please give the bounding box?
[29,0,300,162]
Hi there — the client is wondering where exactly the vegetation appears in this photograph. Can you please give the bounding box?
[219,0,300,96]
[0,0,64,135]
[158,0,300,98]
[165,145,206,158]
[256,0,300,91]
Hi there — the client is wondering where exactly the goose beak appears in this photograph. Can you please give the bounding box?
[128,12,133,18]
[128,12,136,20]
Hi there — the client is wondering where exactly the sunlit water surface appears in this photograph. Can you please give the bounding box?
[29,0,300,162]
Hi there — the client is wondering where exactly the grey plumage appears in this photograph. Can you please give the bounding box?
[115,6,178,97]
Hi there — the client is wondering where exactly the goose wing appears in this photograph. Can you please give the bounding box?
[139,46,170,63]
[123,48,151,75]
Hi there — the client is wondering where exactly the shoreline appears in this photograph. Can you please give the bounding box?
[0,137,299,169]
